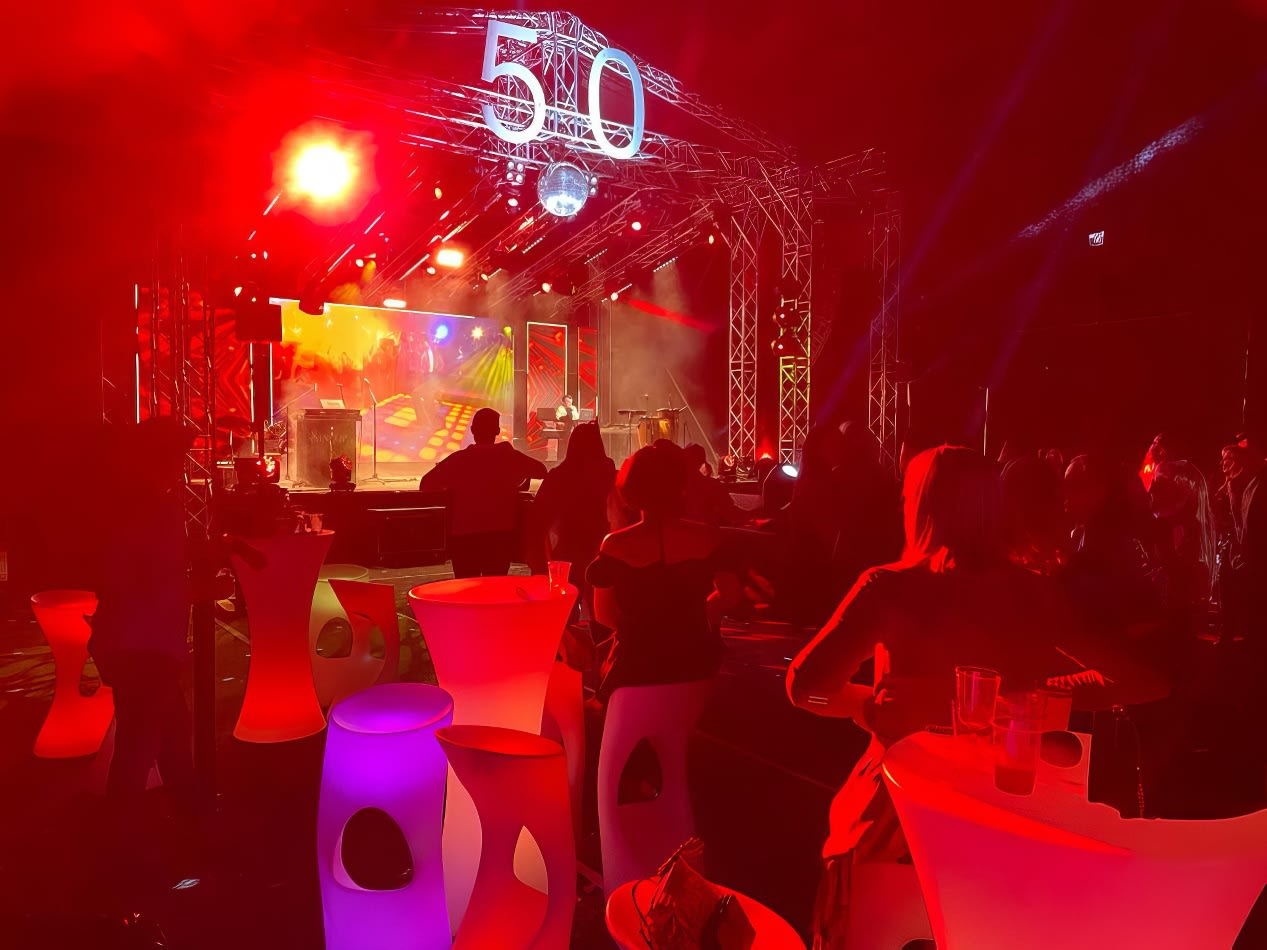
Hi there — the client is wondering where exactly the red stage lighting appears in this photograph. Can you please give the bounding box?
[541,280,552,294]
[274,122,376,223]
[630,220,643,232]
[292,142,355,202]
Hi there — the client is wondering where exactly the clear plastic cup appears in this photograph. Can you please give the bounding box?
[547,560,571,592]
[953,666,1001,737]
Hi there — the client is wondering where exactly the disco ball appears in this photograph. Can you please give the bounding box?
[537,162,590,218]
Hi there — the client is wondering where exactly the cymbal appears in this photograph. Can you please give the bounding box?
[616,409,645,415]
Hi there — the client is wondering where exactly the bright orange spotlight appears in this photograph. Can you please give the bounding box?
[292,142,354,202]
[435,247,465,269]
[274,122,376,224]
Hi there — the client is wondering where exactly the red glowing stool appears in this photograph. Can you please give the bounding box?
[230,530,333,742]
[30,590,113,758]
[323,578,401,708]
[408,575,576,929]
[436,725,575,950]
[307,565,371,707]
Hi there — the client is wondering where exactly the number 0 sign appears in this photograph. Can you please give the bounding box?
[480,19,645,159]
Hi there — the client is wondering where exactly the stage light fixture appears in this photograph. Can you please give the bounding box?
[507,196,521,208]
[425,265,437,275]
[631,220,643,232]
[541,280,552,294]
[471,326,484,340]
[502,325,513,338]
[291,142,355,202]
[434,183,443,200]
[537,161,591,218]
[354,258,365,269]
[434,324,450,342]
[383,298,407,309]
[708,233,716,245]
[610,291,620,302]
[435,247,465,269]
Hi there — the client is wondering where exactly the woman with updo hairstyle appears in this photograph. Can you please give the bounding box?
[586,440,725,702]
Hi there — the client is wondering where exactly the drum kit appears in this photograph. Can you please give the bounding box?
[616,406,684,458]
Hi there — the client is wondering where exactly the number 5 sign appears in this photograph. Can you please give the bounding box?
[480,19,646,159]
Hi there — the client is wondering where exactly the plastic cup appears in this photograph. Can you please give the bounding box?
[1038,686,1073,732]
[547,560,571,592]
[953,666,1001,737]
[993,717,1043,795]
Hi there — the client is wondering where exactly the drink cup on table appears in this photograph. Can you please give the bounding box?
[547,560,572,592]
[993,717,1044,795]
[953,666,1001,737]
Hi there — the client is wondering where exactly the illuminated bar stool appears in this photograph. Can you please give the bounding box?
[598,678,712,895]
[231,530,333,742]
[436,725,574,950]
[408,576,576,929]
[541,660,585,841]
[326,578,401,698]
[306,565,370,707]
[318,683,454,950]
[30,590,113,758]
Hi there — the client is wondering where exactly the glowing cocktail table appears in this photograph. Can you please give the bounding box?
[408,575,576,930]
[230,530,333,742]
[31,590,113,758]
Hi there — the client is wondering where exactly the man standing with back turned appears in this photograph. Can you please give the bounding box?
[419,407,547,577]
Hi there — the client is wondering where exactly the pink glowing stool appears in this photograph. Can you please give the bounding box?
[436,725,575,950]
[598,679,713,895]
[318,683,454,950]
[541,660,585,842]
[606,878,804,949]
[230,530,333,742]
[408,576,576,928]
[30,590,113,758]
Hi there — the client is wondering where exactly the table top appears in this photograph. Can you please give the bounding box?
[408,575,576,607]
[882,731,1265,854]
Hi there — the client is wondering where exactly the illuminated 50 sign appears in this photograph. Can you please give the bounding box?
[480,19,645,159]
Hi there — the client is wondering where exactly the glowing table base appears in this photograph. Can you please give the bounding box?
[31,590,113,758]
[231,530,333,742]
[408,576,576,931]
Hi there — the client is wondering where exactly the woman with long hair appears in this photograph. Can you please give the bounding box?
[586,441,724,702]
[532,422,616,628]
[786,446,1161,946]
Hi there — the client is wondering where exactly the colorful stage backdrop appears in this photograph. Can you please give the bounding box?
[267,302,512,474]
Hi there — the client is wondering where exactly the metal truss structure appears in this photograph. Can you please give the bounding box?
[259,8,895,468]
[134,241,217,539]
[869,195,902,472]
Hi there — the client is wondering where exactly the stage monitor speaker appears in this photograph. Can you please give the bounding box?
[297,409,360,487]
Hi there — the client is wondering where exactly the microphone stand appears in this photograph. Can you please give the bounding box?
[362,378,383,483]
[664,368,720,469]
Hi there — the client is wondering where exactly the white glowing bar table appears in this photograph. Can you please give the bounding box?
[230,530,333,742]
[882,732,1267,950]
[407,575,576,931]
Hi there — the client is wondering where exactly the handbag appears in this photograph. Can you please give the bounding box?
[638,838,756,950]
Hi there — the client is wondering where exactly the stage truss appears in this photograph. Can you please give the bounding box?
[230,7,900,470]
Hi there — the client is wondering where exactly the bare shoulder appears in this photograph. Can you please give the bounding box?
[599,524,639,556]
